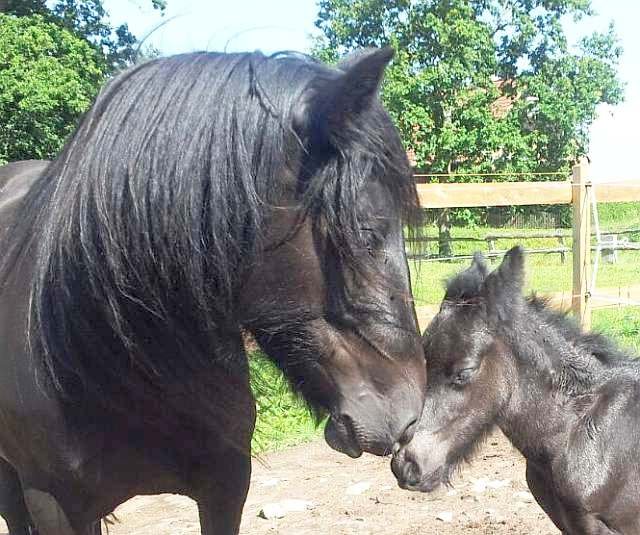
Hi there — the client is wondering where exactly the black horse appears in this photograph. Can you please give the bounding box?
[0,48,426,534]
[393,247,640,534]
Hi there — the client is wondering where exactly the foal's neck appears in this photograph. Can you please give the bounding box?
[497,372,571,464]
[497,328,604,464]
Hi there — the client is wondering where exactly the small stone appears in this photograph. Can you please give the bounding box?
[258,503,286,520]
[514,491,535,503]
[446,489,458,497]
[258,499,315,519]
[471,478,510,493]
[436,511,453,523]
[471,478,488,493]
[346,481,371,496]
[485,509,507,524]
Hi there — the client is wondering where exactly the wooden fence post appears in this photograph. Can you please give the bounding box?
[572,158,591,329]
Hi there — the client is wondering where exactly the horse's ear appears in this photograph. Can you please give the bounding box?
[483,246,526,319]
[302,47,394,145]
[332,47,393,116]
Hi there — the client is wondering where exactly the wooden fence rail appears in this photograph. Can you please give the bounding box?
[412,161,640,329]
[416,176,640,209]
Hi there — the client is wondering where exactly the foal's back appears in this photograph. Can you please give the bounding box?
[545,358,640,533]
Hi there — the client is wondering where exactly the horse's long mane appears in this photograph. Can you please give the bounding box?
[0,51,419,436]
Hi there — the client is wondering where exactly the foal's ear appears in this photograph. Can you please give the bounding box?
[483,246,526,319]
[498,246,525,286]
[303,47,394,145]
[471,251,489,278]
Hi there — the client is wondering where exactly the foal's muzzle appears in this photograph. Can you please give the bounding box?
[391,444,444,492]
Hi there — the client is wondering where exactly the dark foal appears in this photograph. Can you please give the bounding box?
[393,246,640,534]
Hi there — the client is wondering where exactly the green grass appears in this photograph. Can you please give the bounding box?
[249,352,322,454]
[409,213,640,307]
[593,307,640,354]
[598,202,640,231]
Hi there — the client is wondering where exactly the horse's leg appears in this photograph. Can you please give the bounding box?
[196,449,252,535]
[22,489,76,535]
[0,459,32,535]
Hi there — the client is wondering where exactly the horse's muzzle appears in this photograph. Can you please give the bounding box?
[324,415,363,458]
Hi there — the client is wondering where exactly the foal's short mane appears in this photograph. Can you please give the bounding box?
[525,295,631,367]
[0,51,419,432]
[443,264,634,395]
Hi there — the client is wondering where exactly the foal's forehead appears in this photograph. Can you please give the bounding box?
[427,306,482,350]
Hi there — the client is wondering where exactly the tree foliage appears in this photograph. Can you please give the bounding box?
[0,14,107,164]
[0,1,164,164]
[2,0,165,70]
[314,0,623,179]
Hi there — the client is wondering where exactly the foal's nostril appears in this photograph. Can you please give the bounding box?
[398,417,418,445]
[399,455,421,487]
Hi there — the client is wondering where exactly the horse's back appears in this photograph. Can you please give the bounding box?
[0,160,49,231]
[0,160,60,462]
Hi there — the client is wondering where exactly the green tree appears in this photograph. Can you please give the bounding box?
[0,14,106,164]
[314,0,623,253]
[1,0,165,70]
[0,1,165,164]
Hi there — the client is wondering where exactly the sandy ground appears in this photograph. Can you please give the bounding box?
[0,431,560,534]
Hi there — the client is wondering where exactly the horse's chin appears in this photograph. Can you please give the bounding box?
[324,417,363,458]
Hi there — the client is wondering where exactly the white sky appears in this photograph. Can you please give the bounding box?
[105,0,639,183]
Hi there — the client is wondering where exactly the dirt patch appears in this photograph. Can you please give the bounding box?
[0,432,559,534]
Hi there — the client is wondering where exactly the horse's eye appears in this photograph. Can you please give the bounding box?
[361,228,383,256]
[451,367,476,386]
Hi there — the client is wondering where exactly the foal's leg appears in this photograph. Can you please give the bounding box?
[84,521,102,535]
[23,488,76,535]
[0,459,31,535]
[525,461,569,533]
[196,449,252,535]
[22,489,103,535]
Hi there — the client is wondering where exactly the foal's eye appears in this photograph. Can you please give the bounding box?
[451,367,476,386]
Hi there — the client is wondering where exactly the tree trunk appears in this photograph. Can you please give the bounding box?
[437,162,453,258]
[437,208,452,257]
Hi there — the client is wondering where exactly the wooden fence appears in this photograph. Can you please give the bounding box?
[409,228,640,264]
[413,161,640,329]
